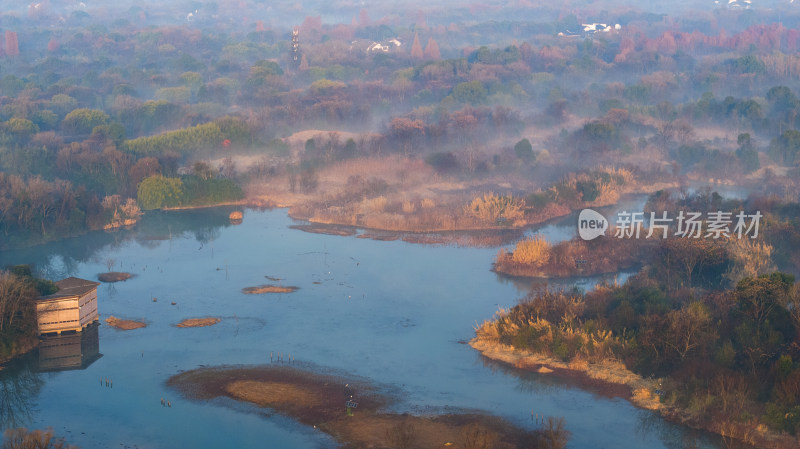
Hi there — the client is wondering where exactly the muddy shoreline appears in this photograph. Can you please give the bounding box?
[470,337,798,449]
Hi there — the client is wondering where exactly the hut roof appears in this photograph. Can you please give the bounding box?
[39,277,100,301]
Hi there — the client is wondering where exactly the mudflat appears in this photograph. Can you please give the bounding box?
[168,365,556,448]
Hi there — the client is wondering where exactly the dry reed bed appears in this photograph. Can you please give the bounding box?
[247,156,548,234]
[246,157,669,239]
[494,236,652,278]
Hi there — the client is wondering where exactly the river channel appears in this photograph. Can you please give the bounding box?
[0,199,724,448]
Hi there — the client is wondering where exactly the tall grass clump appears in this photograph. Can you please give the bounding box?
[510,236,550,266]
[466,192,524,224]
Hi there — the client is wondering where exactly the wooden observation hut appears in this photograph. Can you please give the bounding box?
[36,277,100,336]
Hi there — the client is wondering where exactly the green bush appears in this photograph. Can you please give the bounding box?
[137,176,184,210]
[514,138,534,161]
[122,117,251,155]
[512,325,548,351]
[181,176,243,206]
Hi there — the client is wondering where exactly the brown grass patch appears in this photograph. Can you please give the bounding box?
[176,318,221,328]
[226,380,322,407]
[105,315,146,330]
[242,285,298,294]
[97,272,133,282]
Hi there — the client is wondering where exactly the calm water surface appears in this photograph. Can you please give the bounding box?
[0,206,721,449]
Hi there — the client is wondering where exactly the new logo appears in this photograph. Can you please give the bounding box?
[578,209,608,241]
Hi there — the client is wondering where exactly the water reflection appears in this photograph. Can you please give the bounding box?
[0,354,43,430]
[104,282,118,300]
[480,356,723,449]
[0,207,242,277]
[134,207,238,244]
[37,323,102,372]
[0,325,101,430]
[524,194,651,243]
[636,408,725,449]
[479,354,625,400]
[494,270,636,296]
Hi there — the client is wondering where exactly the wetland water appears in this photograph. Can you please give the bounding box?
[0,205,722,448]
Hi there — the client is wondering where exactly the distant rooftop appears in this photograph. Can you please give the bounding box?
[39,277,100,301]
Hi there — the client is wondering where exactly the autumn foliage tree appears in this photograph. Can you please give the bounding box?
[4,31,19,57]
[410,32,423,60]
[389,117,425,153]
[424,38,441,60]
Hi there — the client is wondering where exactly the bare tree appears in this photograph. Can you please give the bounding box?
[541,416,570,449]
[665,302,713,360]
[26,177,56,235]
[0,272,37,333]
[711,374,750,417]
